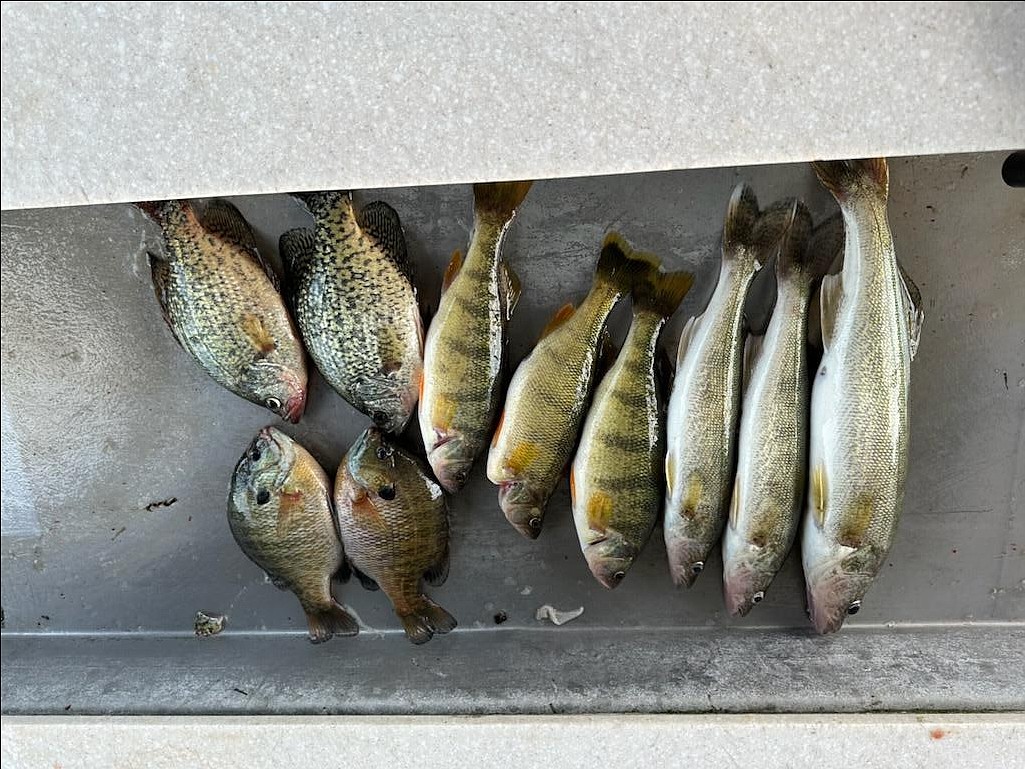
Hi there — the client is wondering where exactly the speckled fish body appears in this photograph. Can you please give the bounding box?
[571,260,694,587]
[334,427,455,645]
[282,194,422,433]
[802,159,923,634]
[138,199,307,422]
[228,427,357,643]
[663,185,789,587]
[487,234,650,539]
[419,181,532,492]
[722,203,842,616]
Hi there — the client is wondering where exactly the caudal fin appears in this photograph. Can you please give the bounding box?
[722,183,761,255]
[597,232,662,295]
[634,269,695,319]
[305,601,359,643]
[473,181,533,221]
[760,199,813,278]
[812,158,889,202]
[399,597,458,645]
[806,213,845,281]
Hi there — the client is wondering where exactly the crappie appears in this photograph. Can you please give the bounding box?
[282,193,422,433]
[335,427,455,645]
[802,159,923,634]
[420,182,532,492]
[722,204,843,616]
[228,427,357,643]
[138,199,307,422]
[663,185,789,587]
[488,234,648,538]
[571,258,694,587]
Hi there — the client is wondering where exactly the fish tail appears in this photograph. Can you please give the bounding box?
[399,597,458,645]
[634,268,695,319]
[597,232,661,295]
[812,158,889,202]
[806,213,845,281]
[721,182,761,256]
[761,198,813,278]
[304,601,359,643]
[472,181,533,220]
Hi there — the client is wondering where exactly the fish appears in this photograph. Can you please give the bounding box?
[137,199,307,422]
[282,193,423,433]
[419,181,532,492]
[663,185,791,587]
[227,426,358,643]
[334,426,456,644]
[488,233,650,538]
[802,158,923,634]
[721,203,844,616]
[571,257,694,587]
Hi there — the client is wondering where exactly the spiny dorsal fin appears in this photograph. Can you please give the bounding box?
[442,250,463,293]
[540,302,575,340]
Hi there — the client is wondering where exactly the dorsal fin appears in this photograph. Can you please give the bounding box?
[540,303,575,340]
[357,200,410,275]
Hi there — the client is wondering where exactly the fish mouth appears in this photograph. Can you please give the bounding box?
[283,391,306,423]
[665,535,709,588]
[498,482,544,539]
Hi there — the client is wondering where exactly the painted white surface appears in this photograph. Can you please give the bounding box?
[3,715,1023,768]
[2,2,1023,209]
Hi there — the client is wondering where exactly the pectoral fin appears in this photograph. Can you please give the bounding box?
[897,260,924,361]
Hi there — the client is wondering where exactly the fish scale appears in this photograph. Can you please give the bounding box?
[571,259,693,588]
[802,158,923,634]
[284,193,422,433]
[141,199,307,422]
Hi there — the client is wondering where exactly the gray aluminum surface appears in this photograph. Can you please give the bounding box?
[1,152,1023,714]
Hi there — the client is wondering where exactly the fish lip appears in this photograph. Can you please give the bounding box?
[283,391,306,423]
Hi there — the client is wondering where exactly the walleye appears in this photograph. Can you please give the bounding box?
[571,257,694,587]
[138,199,307,421]
[227,427,358,643]
[663,185,790,587]
[420,182,532,492]
[334,427,455,645]
[721,204,843,616]
[802,158,923,634]
[488,234,648,538]
[282,194,423,433]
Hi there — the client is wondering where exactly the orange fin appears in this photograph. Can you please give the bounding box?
[664,453,675,498]
[276,486,304,536]
[431,395,457,432]
[491,410,506,448]
[728,476,740,530]
[569,467,577,506]
[442,250,463,292]
[540,303,575,340]
[506,442,540,475]
[241,314,276,355]
[586,491,614,532]
[838,495,874,547]
[682,474,702,519]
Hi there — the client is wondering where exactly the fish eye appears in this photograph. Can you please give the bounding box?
[378,484,396,501]
[454,469,468,484]
[752,591,764,604]
[375,445,393,460]
[371,410,389,426]
[255,489,271,505]
[612,571,626,582]
[691,561,704,574]
[528,516,542,530]
[846,600,861,615]
[250,449,261,461]
[265,397,282,411]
